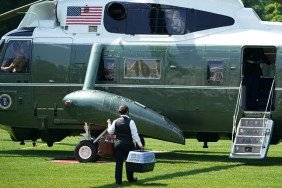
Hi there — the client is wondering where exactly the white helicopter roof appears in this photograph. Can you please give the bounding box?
[15,0,282,47]
[20,0,245,29]
[55,0,244,26]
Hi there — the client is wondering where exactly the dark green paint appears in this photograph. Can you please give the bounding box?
[0,40,281,145]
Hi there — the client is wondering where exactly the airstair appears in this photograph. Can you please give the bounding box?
[230,78,275,159]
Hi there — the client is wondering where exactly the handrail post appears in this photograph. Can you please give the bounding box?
[263,77,275,119]
[261,77,275,149]
[232,80,243,142]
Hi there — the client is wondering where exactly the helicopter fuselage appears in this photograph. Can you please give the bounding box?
[0,0,282,146]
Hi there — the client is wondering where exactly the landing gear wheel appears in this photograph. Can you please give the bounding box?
[74,140,100,163]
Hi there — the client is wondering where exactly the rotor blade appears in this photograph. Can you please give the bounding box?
[0,0,46,22]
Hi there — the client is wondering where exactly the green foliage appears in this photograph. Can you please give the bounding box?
[242,0,265,18]
[242,0,282,22]
[264,3,282,22]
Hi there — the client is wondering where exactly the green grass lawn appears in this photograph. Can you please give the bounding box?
[0,129,281,188]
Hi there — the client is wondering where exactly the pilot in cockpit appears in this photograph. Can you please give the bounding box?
[164,9,186,34]
[1,43,27,73]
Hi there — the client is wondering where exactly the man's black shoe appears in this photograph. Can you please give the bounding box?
[128,178,138,183]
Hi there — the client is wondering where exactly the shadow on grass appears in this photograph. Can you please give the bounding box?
[0,147,281,166]
[94,164,240,187]
[94,150,282,187]
[155,150,282,166]
[156,150,230,163]
[0,145,77,157]
[0,149,75,160]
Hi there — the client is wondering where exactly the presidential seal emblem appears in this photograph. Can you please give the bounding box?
[0,94,12,109]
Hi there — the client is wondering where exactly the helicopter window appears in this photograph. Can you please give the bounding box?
[163,8,187,35]
[1,40,31,73]
[124,59,160,79]
[207,61,224,84]
[98,59,115,81]
[148,4,167,34]
[0,39,4,60]
[126,5,151,34]
[186,9,235,33]
[104,2,234,35]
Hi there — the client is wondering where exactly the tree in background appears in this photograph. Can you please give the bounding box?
[242,0,265,18]
[0,0,35,37]
[264,3,282,21]
[242,0,282,22]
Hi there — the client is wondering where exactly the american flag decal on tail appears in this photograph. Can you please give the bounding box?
[66,6,102,25]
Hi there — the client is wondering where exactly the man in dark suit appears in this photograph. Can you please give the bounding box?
[107,104,144,186]
[243,48,271,110]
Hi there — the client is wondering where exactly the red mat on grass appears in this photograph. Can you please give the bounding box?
[51,159,114,163]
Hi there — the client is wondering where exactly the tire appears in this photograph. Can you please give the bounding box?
[74,140,100,163]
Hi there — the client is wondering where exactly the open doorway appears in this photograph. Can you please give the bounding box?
[241,46,276,111]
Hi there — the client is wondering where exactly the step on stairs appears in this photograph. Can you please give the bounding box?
[230,117,273,159]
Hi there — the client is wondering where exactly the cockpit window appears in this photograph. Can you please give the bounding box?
[104,2,234,35]
[1,40,31,73]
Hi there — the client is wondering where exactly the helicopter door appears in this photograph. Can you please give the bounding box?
[70,44,92,91]
[0,39,32,124]
[165,47,205,126]
[32,37,72,127]
[241,47,276,111]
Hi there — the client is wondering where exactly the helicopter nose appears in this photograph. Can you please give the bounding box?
[64,100,72,107]
[63,92,76,107]
[62,91,80,116]
[62,90,105,120]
